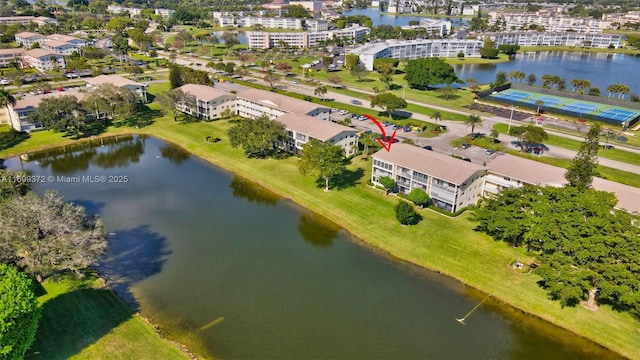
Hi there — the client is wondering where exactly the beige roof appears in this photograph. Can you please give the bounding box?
[24,48,60,59]
[46,34,82,43]
[487,154,567,186]
[275,113,356,141]
[178,84,231,102]
[86,75,141,88]
[238,88,328,115]
[13,90,87,111]
[487,154,640,213]
[43,39,75,49]
[373,143,487,185]
[15,31,43,39]
[0,48,25,55]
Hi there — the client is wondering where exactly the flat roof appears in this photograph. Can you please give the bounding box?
[238,88,328,115]
[178,84,232,102]
[351,39,483,55]
[373,143,487,185]
[86,75,141,88]
[275,113,356,141]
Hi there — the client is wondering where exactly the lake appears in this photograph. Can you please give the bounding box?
[455,51,640,95]
[7,135,620,359]
[344,7,469,27]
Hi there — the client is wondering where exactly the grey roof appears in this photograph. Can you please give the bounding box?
[275,113,356,141]
[86,75,141,88]
[373,143,487,185]
[178,84,232,102]
[238,88,328,115]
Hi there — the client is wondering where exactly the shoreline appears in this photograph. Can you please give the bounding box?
[11,128,633,359]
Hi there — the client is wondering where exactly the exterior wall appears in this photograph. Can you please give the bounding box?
[15,34,45,49]
[483,173,525,196]
[248,26,369,49]
[238,17,304,29]
[307,19,328,31]
[485,32,622,49]
[42,43,80,56]
[178,94,236,119]
[371,157,485,212]
[0,49,25,67]
[236,97,285,119]
[418,18,452,36]
[7,106,42,132]
[488,11,610,33]
[0,16,57,26]
[284,129,357,156]
[23,54,65,72]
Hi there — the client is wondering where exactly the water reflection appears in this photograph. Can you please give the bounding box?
[297,211,341,248]
[159,143,191,165]
[229,175,280,206]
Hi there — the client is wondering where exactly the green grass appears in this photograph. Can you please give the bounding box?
[444,53,511,65]
[5,85,640,359]
[520,45,640,55]
[27,274,188,360]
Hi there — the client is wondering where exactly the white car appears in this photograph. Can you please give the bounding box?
[0,79,10,85]
[338,110,349,115]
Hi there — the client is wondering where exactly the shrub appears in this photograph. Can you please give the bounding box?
[394,200,420,225]
[408,188,430,208]
[378,176,395,192]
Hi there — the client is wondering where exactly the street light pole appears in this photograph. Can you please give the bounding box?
[507,105,515,133]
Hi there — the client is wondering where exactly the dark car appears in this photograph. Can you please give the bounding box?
[462,157,472,162]
[393,124,403,130]
[601,144,615,150]
[485,149,495,155]
[381,136,399,143]
[460,143,471,149]
[403,126,412,132]
[423,145,433,151]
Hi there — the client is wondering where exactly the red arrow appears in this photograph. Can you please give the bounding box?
[363,114,396,152]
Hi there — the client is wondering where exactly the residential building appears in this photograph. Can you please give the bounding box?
[418,18,452,37]
[487,10,611,33]
[0,16,57,26]
[22,49,65,72]
[484,32,622,49]
[247,25,369,49]
[0,48,25,67]
[350,39,483,70]
[485,154,640,213]
[218,16,305,29]
[372,144,487,212]
[307,19,328,32]
[175,84,236,119]
[15,32,45,49]
[106,5,174,18]
[7,90,87,132]
[85,75,148,102]
[41,40,81,56]
[275,113,358,156]
[236,88,330,120]
[155,8,175,18]
[46,34,86,47]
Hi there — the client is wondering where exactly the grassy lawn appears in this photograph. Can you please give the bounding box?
[27,274,188,360]
[5,84,640,359]
[444,53,510,65]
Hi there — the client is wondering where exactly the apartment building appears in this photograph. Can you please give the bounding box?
[307,19,328,32]
[41,40,81,56]
[350,39,483,70]
[485,154,640,213]
[275,113,358,156]
[247,25,369,49]
[419,18,452,37]
[484,32,622,49]
[86,75,148,103]
[107,5,174,18]
[0,48,25,67]
[174,84,236,120]
[372,144,487,212]
[46,34,86,47]
[22,49,65,72]
[488,11,611,33]
[0,16,57,26]
[217,16,305,29]
[236,88,330,120]
[15,32,45,49]
[7,90,87,132]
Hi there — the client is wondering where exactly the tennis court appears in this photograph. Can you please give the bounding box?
[491,91,529,102]
[532,96,563,107]
[598,108,638,122]
[561,103,598,114]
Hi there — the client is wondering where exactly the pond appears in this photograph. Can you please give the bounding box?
[343,8,470,27]
[6,135,620,359]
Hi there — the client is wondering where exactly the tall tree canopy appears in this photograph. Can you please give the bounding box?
[0,264,40,360]
[404,58,461,90]
[565,124,600,189]
[474,186,640,311]
[370,92,407,119]
[298,139,345,191]
[228,115,287,158]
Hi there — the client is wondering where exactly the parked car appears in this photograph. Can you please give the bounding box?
[338,110,349,115]
[462,157,472,162]
[381,121,392,127]
[403,126,412,132]
[351,99,362,105]
[460,143,471,149]
[423,145,433,151]
[485,149,496,155]
[601,144,615,150]
[381,136,399,143]
[393,124,403,130]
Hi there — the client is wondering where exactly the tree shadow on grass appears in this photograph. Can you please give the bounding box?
[112,106,161,128]
[0,129,30,153]
[96,225,171,310]
[315,167,365,191]
[26,287,132,360]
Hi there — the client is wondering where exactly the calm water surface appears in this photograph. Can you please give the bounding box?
[344,8,469,27]
[7,136,620,359]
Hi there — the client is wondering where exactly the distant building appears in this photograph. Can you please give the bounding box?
[488,10,611,33]
[307,19,328,32]
[0,48,25,68]
[46,34,86,47]
[418,18,452,37]
[174,84,236,119]
[41,40,81,56]
[236,88,331,120]
[248,25,369,49]
[0,16,57,26]
[107,5,174,18]
[22,49,65,72]
[484,32,622,49]
[86,75,148,103]
[15,32,45,49]
[372,143,487,212]
[224,17,305,29]
[275,113,358,156]
[350,39,483,70]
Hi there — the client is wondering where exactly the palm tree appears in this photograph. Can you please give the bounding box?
[431,111,442,126]
[535,100,544,115]
[464,114,483,135]
[0,86,17,115]
[314,85,327,101]
[490,128,499,143]
[602,129,617,149]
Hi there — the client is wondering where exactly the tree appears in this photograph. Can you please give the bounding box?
[527,73,537,86]
[394,200,420,225]
[105,17,132,36]
[282,4,311,18]
[479,47,499,59]
[535,100,544,115]
[0,264,40,360]
[407,188,430,208]
[345,54,359,69]
[359,131,376,156]
[350,63,369,82]
[404,58,461,90]
[465,78,480,92]
[328,74,342,88]
[264,72,281,90]
[169,64,183,89]
[509,125,548,153]
[588,86,601,96]
[601,129,616,149]
[565,124,600,189]
[431,111,442,125]
[0,191,107,283]
[275,62,291,73]
[498,44,521,55]
[298,139,345,191]
[494,71,508,86]
[370,92,407,119]
[314,85,327,100]
[31,95,86,137]
[378,176,395,192]
[322,56,333,71]
[220,32,240,47]
[228,115,287,158]
[464,114,483,134]
[0,86,16,115]
[377,62,395,89]
[157,89,195,122]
